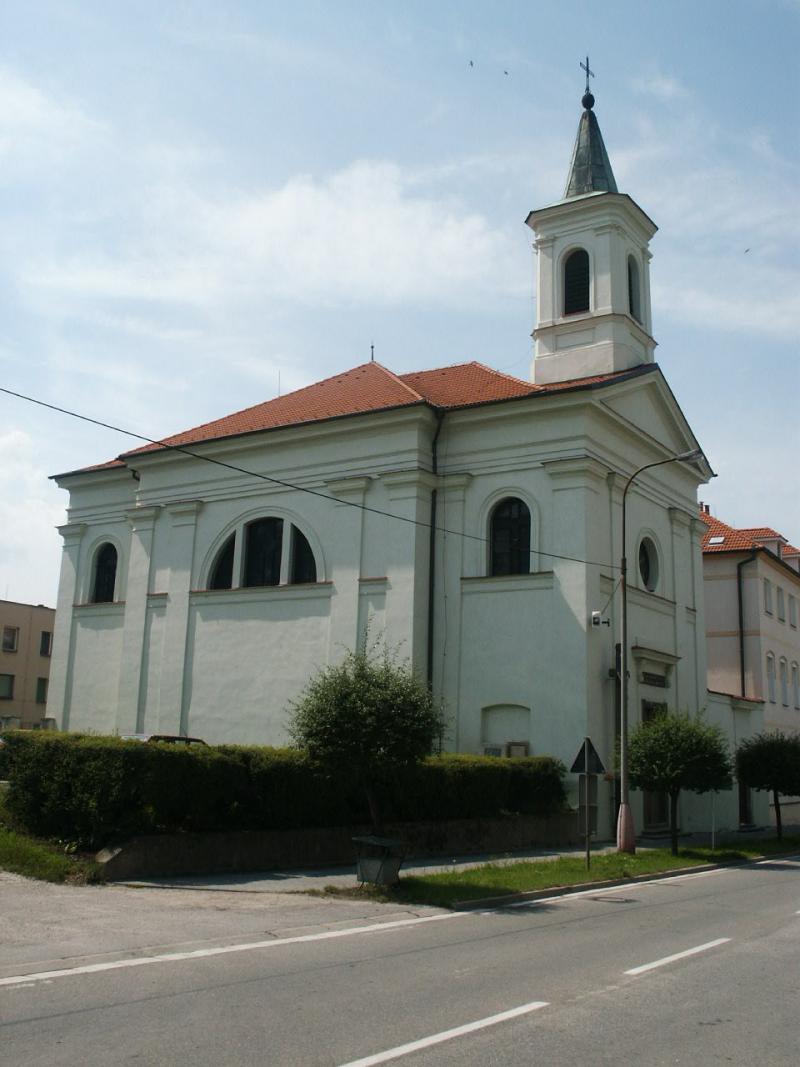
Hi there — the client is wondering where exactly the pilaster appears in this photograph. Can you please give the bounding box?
[48,523,86,731]
[157,500,203,735]
[324,476,371,658]
[115,506,160,734]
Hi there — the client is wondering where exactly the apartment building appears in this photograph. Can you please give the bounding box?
[0,599,56,729]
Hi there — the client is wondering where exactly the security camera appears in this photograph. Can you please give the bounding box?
[591,611,610,628]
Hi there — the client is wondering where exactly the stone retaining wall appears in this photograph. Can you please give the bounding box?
[97,811,580,881]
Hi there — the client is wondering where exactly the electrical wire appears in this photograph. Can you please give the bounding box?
[1,384,619,570]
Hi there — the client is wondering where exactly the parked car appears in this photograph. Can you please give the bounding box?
[119,734,207,746]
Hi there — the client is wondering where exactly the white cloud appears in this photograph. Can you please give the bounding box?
[632,73,690,102]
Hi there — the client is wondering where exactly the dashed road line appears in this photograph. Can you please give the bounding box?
[624,937,731,976]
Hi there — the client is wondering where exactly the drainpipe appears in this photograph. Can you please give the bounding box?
[426,411,445,689]
[737,552,758,697]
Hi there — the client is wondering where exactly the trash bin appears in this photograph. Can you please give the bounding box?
[351,835,406,886]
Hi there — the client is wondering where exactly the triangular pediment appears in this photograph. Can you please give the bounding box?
[599,368,704,462]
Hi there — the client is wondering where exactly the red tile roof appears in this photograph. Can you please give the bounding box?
[699,510,792,554]
[57,359,652,477]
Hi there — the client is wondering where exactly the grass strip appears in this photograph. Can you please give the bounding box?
[322,836,800,909]
[0,826,103,885]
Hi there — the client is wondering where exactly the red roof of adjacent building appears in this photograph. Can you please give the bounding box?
[56,360,651,476]
[699,510,793,555]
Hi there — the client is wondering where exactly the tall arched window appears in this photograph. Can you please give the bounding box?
[490,498,531,576]
[766,653,776,703]
[779,658,789,706]
[290,526,317,584]
[627,254,642,323]
[792,663,799,709]
[563,249,590,315]
[91,543,118,603]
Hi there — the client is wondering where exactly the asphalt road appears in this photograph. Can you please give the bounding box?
[1,857,798,1065]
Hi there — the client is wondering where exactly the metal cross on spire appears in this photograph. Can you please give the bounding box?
[580,55,595,95]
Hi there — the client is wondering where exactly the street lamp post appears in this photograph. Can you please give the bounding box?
[617,448,704,854]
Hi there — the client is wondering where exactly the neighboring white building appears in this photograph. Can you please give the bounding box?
[48,87,765,837]
[701,506,800,825]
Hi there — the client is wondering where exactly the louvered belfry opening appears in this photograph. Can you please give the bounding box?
[564,249,590,315]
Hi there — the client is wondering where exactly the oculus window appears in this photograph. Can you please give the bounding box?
[638,538,659,592]
[490,498,531,576]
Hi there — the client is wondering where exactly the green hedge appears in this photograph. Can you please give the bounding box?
[2,732,567,848]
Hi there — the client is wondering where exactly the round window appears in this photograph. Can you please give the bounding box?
[638,538,658,591]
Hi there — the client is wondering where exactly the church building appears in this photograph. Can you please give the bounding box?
[47,85,766,837]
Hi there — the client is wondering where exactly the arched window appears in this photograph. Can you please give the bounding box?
[792,663,799,709]
[779,658,789,706]
[766,653,776,703]
[563,249,590,315]
[627,255,642,323]
[91,542,118,603]
[490,498,531,576]
[206,518,320,589]
[209,534,235,590]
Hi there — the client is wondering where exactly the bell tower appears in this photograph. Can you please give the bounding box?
[526,68,657,385]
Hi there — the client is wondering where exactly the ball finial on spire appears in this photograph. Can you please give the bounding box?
[582,91,595,110]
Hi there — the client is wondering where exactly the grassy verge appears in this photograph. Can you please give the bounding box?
[321,837,800,909]
[0,791,103,884]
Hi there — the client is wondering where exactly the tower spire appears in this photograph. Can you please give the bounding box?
[564,58,618,199]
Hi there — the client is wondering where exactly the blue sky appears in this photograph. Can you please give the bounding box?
[0,1,797,604]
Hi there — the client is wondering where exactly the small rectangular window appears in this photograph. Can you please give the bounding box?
[764,579,773,615]
[35,677,48,704]
[0,673,14,700]
[777,587,785,621]
[40,631,52,657]
[2,626,19,652]
[767,656,776,703]
[790,595,797,628]
[780,660,789,706]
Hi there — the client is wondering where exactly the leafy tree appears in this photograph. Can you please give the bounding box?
[628,712,732,855]
[288,642,445,832]
[736,731,800,840]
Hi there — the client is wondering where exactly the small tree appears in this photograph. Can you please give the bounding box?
[628,712,732,855]
[736,731,800,840]
[288,643,445,833]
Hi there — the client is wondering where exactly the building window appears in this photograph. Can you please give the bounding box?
[290,526,317,584]
[207,518,320,590]
[780,658,789,706]
[766,653,776,703]
[764,579,773,615]
[490,498,531,576]
[2,626,19,653]
[209,533,235,590]
[777,586,785,621]
[35,677,48,704]
[789,595,797,628]
[91,543,118,603]
[792,663,800,709]
[563,249,590,315]
[0,674,13,700]
[243,517,284,587]
[638,537,659,592]
[40,631,52,657]
[627,255,642,323]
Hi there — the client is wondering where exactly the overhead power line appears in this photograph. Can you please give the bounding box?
[1,384,619,571]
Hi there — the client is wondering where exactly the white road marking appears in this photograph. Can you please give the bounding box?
[0,912,468,989]
[624,937,731,976]
[337,1000,549,1067]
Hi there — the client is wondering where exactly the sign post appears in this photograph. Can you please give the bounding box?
[570,737,606,870]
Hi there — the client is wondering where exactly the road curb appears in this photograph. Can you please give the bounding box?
[450,856,792,911]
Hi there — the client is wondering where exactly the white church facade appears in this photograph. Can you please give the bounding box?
[47,88,766,837]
